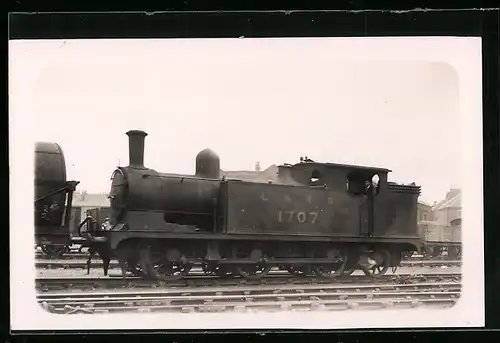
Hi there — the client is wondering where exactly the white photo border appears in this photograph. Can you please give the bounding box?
[9,36,483,330]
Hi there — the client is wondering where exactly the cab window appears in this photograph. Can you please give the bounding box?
[346,172,373,195]
[309,169,322,186]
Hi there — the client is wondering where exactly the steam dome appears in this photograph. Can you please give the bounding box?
[195,148,220,178]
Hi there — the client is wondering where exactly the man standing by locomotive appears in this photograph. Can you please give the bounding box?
[365,179,375,198]
[101,217,112,231]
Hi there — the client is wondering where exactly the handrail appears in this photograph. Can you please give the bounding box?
[35,181,80,203]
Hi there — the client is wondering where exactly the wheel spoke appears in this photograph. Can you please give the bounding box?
[239,255,271,279]
[286,265,311,276]
[138,245,191,281]
[313,249,348,279]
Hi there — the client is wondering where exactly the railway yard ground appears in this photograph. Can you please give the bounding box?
[34,250,462,314]
[38,278,460,314]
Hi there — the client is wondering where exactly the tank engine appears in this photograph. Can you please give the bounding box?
[35,142,79,256]
[78,130,423,281]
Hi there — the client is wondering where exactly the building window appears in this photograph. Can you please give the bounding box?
[423,214,427,221]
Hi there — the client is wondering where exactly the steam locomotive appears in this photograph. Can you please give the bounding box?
[34,142,79,256]
[72,130,423,281]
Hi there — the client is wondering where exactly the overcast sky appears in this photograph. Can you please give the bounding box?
[11,38,465,203]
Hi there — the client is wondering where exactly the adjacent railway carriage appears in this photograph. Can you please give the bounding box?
[77,130,423,281]
[34,142,79,256]
[417,218,462,258]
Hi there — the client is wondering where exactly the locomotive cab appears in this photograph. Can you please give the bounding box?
[287,160,389,193]
[280,160,420,243]
[283,160,392,238]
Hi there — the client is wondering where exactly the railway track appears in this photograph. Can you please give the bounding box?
[37,280,461,314]
[36,272,461,292]
[34,259,463,270]
[35,252,88,259]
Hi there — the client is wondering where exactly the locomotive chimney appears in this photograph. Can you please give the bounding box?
[126,130,148,168]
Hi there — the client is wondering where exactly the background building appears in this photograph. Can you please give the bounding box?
[220,163,279,181]
[70,191,110,235]
[432,188,462,225]
[417,201,434,222]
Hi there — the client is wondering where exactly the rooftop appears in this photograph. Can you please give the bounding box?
[432,189,461,211]
[418,202,433,210]
[220,165,278,181]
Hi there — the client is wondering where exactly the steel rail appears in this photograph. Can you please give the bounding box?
[35,273,462,292]
[39,297,459,314]
[38,281,461,298]
[38,283,461,314]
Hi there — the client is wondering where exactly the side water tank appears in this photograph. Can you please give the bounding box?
[35,142,67,227]
[195,148,220,178]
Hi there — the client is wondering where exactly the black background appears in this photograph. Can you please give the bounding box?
[6,2,500,343]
